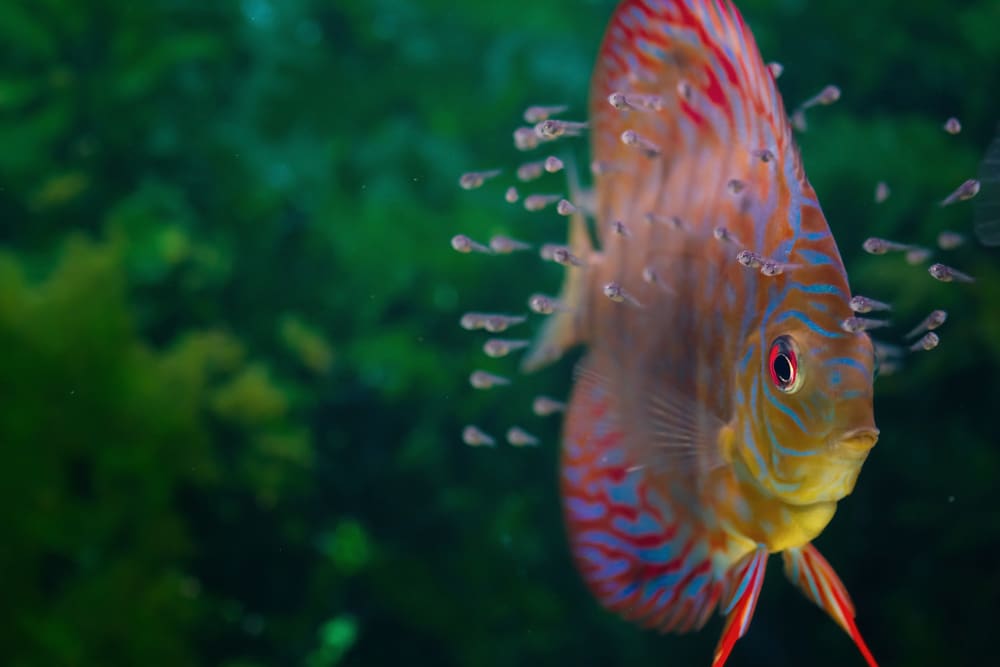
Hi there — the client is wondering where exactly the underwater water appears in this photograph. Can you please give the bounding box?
[0,0,998,666]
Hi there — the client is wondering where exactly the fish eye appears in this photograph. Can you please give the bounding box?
[768,336,800,392]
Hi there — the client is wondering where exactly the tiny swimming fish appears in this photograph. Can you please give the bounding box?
[905,309,947,340]
[940,178,981,207]
[457,2,889,666]
[928,262,975,283]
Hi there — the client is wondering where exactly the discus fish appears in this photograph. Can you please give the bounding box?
[459,1,882,665]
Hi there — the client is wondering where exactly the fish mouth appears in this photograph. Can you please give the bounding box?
[832,428,880,459]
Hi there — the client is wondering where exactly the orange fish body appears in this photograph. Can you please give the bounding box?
[524,1,881,665]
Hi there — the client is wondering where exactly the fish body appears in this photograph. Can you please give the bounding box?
[526,1,880,665]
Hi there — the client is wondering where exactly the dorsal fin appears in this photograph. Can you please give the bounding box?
[589,0,801,247]
[521,157,599,372]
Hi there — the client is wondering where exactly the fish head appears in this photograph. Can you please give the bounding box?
[736,274,879,508]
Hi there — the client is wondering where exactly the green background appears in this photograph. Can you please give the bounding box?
[1,0,998,665]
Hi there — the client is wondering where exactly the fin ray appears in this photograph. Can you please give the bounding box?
[713,545,768,667]
[521,157,598,372]
[561,355,723,634]
[782,544,879,667]
[590,0,798,246]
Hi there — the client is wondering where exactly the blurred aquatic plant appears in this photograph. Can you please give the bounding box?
[0,233,324,665]
[0,236,211,665]
[319,519,372,576]
[0,0,996,666]
[305,615,359,667]
[279,314,335,376]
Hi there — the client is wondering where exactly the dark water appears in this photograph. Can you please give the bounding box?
[0,1,997,666]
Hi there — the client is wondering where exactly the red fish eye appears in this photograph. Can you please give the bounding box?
[768,337,798,391]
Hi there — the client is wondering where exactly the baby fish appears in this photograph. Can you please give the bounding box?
[644,211,684,229]
[462,425,496,447]
[459,312,489,331]
[940,178,981,207]
[544,156,565,173]
[936,231,965,250]
[862,236,913,255]
[640,265,660,284]
[513,127,539,151]
[640,266,675,294]
[874,181,891,203]
[943,117,962,135]
[801,84,841,109]
[483,314,526,333]
[451,234,492,254]
[736,249,764,269]
[506,426,540,447]
[489,235,531,254]
[528,293,567,315]
[760,260,799,277]
[469,370,511,390]
[909,332,940,352]
[904,247,932,265]
[524,194,562,212]
[523,104,568,123]
[483,338,531,358]
[608,91,664,111]
[504,186,519,203]
[713,226,741,245]
[459,169,502,190]
[535,119,588,140]
[620,129,662,157]
[517,160,546,182]
[872,339,904,363]
[602,281,642,307]
[541,244,585,267]
[590,160,625,175]
[790,108,808,132]
[460,312,526,332]
[841,317,891,333]
[676,78,693,101]
[905,310,947,339]
[610,220,631,238]
[727,178,747,195]
[928,263,975,283]
[849,295,892,314]
[531,395,566,417]
[766,61,784,78]
[871,338,904,377]
[557,199,578,216]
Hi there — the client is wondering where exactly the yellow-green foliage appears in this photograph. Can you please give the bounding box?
[0,236,319,666]
[1,0,997,666]
[0,237,209,665]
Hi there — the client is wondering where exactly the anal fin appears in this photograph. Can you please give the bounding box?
[782,544,879,667]
[713,546,768,667]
